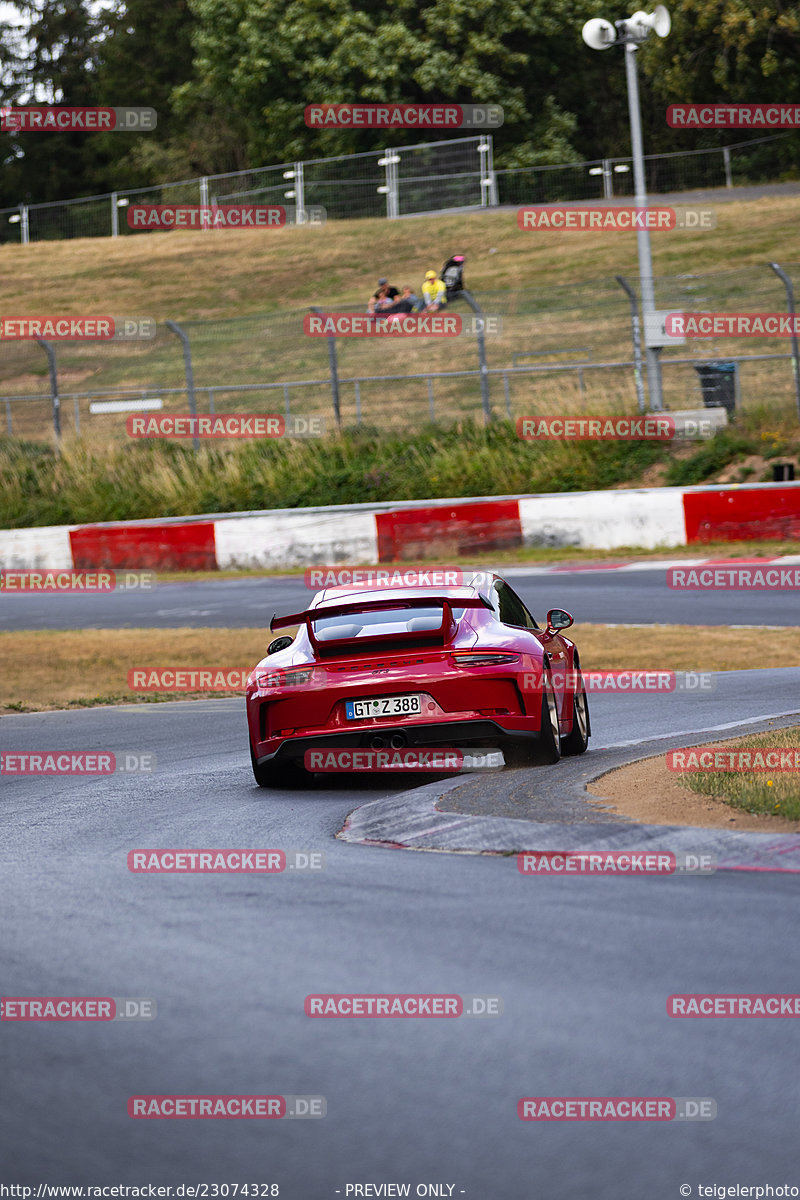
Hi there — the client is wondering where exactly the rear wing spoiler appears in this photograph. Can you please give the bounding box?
[270,595,489,652]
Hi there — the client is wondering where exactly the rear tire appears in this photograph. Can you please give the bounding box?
[506,669,561,767]
[561,671,590,757]
[250,742,309,789]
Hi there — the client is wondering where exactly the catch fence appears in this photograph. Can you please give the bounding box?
[3,264,800,444]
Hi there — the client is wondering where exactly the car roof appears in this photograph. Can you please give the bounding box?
[314,583,485,608]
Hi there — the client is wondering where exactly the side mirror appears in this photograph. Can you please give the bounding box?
[267,635,293,655]
[545,608,574,636]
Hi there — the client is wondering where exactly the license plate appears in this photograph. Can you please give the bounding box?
[345,694,422,720]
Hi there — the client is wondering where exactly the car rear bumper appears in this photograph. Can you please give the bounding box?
[253,719,543,766]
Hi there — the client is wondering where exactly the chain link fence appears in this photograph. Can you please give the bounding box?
[1,132,797,244]
[3,263,799,444]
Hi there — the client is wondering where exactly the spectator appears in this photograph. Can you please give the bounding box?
[367,277,399,313]
[379,286,419,316]
[421,270,446,312]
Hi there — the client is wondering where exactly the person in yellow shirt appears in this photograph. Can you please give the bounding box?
[421,269,447,312]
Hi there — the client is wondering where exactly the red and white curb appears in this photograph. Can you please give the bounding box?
[0,481,798,571]
[336,715,800,873]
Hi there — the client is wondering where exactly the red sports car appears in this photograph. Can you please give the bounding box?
[245,571,590,787]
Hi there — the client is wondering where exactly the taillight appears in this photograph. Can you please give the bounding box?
[256,668,313,689]
[451,652,520,667]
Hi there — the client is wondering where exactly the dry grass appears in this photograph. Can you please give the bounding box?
[1,195,799,319]
[678,726,800,821]
[590,725,800,828]
[2,622,799,712]
[3,194,800,442]
[0,628,270,712]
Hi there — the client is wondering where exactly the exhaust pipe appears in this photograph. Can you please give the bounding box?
[368,735,386,749]
[390,733,407,749]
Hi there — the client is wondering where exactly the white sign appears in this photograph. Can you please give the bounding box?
[644,310,686,347]
[89,398,163,415]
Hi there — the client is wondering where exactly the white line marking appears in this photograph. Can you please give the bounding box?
[602,710,800,749]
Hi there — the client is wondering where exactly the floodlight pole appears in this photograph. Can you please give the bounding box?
[621,33,663,411]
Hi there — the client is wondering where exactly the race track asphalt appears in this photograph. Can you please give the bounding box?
[2,564,798,629]
[2,673,799,1193]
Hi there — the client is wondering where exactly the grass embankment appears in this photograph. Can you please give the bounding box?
[679,727,800,822]
[591,725,800,828]
[2,414,799,528]
[3,623,800,713]
[1,194,800,439]
[1,194,797,322]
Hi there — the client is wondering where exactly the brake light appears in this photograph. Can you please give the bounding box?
[451,652,520,666]
[256,668,313,689]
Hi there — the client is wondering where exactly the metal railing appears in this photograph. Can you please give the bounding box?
[0,132,796,244]
[4,263,800,441]
[4,350,798,441]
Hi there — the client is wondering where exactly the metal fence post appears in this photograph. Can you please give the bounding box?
[310,307,341,430]
[20,204,29,244]
[294,162,305,224]
[379,150,400,219]
[35,339,60,444]
[479,138,497,207]
[199,177,209,229]
[459,289,492,423]
[615,275,646,414]
[165,321,200,450]
[111,192,119,237]
[603,159,613,199]
[723,146,733,189]
[769,262,800,422]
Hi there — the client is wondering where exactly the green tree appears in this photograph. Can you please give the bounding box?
[183,0,598,167]
[0,0,110,205]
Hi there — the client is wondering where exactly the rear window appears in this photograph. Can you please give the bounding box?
[312,604,467,642]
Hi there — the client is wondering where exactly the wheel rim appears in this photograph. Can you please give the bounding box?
[575,687,588,739]
[545,681,560,743]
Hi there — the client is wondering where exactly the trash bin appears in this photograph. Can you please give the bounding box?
[694,360,737,418]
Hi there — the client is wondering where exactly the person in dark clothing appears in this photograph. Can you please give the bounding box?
[377,285,419,316]
[366,277,399,313]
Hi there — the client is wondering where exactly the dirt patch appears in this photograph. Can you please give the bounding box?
[587,752,800,831]
[714,453,770,484]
